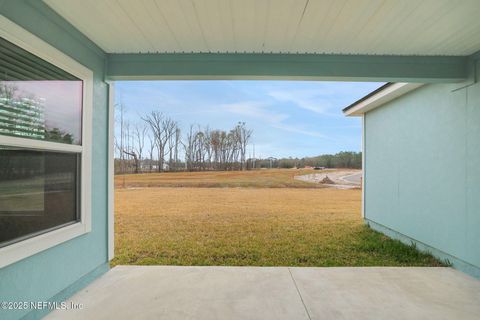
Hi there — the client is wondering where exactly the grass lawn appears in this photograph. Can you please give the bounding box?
[112,170,443,267]
[115,168,325,189]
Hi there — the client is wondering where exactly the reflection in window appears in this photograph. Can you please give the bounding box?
[0,147,80,246]
[0,37,83,145]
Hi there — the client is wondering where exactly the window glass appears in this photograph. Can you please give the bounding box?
[0,37,83,144]
[0,35,84,248]
[0,147,80,247]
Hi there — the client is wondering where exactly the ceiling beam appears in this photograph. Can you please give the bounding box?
[106,53,467,83]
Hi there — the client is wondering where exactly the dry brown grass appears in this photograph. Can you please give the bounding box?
[113,183,442,267]
[115,168,324,189]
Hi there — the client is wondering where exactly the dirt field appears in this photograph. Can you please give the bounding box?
[295,170,361,189]
[113,169,442,267]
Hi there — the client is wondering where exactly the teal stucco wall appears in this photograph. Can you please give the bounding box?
[364,58,480,277]
[0,1,110,319]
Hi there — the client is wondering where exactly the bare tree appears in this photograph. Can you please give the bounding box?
[122,150,139,173]
[204,127,213,170]
[166,120,179,171]
[162,117,178,171]
[181,123,252,171]
[122,121,140,173]
[174,127,181,171]
[134,123,147,169]
[236,122,253,170]
[147,131,156,172]
[167,126,182,171]
[115,103,140,174]
[142,111,163,172]
[183,124,195,171]
[142,111,178,172]
[116,103,126,173]
[116,107,254,174]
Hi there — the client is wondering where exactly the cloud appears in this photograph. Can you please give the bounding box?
[221,100,330,140]
[221,101,289,123]
[270,123,330,139]
[266,83,384,116]
[268,90,336,115]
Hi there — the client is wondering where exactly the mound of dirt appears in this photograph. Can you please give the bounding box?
[320,175,335,184]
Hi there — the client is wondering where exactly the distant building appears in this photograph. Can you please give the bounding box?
[0,94,45,139]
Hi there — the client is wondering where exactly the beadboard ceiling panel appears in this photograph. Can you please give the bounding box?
[45,0,480,56]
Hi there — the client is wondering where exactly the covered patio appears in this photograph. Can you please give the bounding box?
[46,266,480,320]
[1,1,480,319]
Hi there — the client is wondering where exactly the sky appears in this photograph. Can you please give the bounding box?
[115,81,383,159]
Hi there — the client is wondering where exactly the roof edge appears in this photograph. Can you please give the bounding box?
[343,82,424,116]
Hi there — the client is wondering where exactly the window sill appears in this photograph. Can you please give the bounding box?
[0,222,90,268]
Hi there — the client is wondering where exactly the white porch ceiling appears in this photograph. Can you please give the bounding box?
[44,0,480,56]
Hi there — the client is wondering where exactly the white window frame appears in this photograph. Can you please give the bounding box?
[0,16,92,268]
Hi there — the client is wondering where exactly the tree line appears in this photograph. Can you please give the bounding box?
[252,151,362,170]
[115,105,253,174]
[183,123,252,171]
[115,105,362,174]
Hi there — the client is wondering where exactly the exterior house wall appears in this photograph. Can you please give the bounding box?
[364,58,480,277]
[0,1,110,319]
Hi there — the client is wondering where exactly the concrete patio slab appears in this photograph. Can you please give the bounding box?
[45,266,309,320]
[45,266,480,320]
[290,267,480,320]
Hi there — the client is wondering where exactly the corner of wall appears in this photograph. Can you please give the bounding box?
[21,263,110,320]
[365,219,480,280]
[452,50,480,91]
